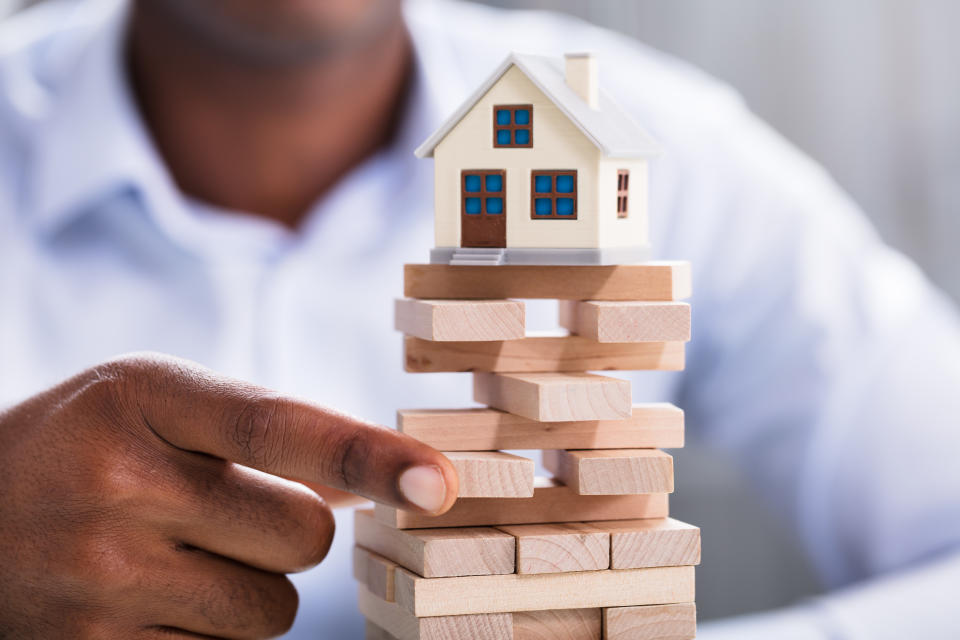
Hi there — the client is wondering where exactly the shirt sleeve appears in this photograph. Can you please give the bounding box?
[636,59,960,636]
[699,549,960,639]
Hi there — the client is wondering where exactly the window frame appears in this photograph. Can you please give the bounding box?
[617,169,630,218]
[461,169,506,217]
[493,104,534,149]
[530,169,578,220]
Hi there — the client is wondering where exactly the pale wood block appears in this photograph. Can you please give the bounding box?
[603,603,697,640]
[543,449,674,495]
[587,518,701,570]
[354,510,515,577]
[514,608,602,640]
[497,523,609,574]
[445,451,535,498]
[397,404,685,451]
[365,620,397,640]
[474,372,631,422]
[375,478,668,529]
[354,546,397,601]
[357,586,513,640]
[394,299,524,341]
[405,336,685,373]
[404,262,692,301]
[559,301,691,343]
[394,565,696,617]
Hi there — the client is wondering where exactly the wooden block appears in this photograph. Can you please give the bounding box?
[394,299,524,341]
[365,620,397,640]
[497,523,609,574]
[403,262,692,301]
[354,546,397,602]
[474,372,631,422]
[405,336,685,373]
[587,518,701,570]
[397,405,685,451]
[375,478,668,529]
[603,603,697,640]
[445,451,535,498]
[543,449,674,495]
[394,565,695,617]
[514,608,602,640]
[357,586,513,640]
[355,510,515,577]
[559,301,691,343]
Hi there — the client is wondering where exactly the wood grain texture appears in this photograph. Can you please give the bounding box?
[355,510,515,577]
[354,546,397,602]
[474,372,632,422]
[587,518,701,570]
[403,262,692,301]
[445,451,535,498]
[394,565,696,617]
[375,478,669,529]
[404,336,685,373]
[543,449,674,495]
[357,586,513,640]
[497,523,609,574]
[603,603,697,640]
[514,608,602,640]
[397,405,685,451]
[394,299,524,341]
[559,301,691,343]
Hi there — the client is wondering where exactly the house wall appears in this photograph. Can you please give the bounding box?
[597,158,649,249]
[433,65,603,249]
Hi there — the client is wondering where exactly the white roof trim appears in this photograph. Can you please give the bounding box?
[415,52,660,159]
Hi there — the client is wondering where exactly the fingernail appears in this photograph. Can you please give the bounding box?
[398,465,447,513]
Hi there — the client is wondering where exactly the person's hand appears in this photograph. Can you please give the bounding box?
[0,353,458,639]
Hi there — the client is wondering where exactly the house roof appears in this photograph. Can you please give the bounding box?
[414,52,661,159]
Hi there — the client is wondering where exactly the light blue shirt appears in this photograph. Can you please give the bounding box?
[2,1,959,638]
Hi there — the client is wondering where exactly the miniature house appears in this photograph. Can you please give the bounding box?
[416,52,660,265]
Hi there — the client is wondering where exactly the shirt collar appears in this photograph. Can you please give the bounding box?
[29,0,169,238]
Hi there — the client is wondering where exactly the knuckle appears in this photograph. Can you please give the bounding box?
[329,429,370,492]
[63,533,139,594]
[229,395,284,469]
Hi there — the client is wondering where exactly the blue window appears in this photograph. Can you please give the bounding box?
[530,170,577,219]
[462,170,506,217]
[493,104,533,148]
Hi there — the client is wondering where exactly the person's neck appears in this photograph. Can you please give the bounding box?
[126,6,412,229]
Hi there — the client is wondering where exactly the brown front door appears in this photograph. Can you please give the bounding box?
[461,169,506,248]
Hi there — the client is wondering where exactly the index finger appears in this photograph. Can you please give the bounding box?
[121,354,459,515]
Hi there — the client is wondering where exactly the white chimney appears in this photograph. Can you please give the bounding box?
[564,52,599,109]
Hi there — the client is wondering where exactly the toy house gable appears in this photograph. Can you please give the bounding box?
[417,52,659,266]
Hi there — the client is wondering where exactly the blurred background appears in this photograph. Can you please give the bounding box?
[3,0,957,624]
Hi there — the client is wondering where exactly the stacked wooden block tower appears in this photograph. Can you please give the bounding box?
[352,260,699,640]
[353,49,698,639]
